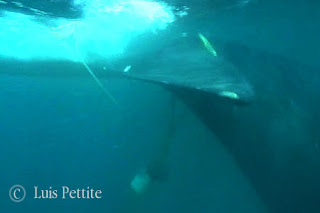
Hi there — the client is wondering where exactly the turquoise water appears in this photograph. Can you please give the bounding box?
[1,1,320,213]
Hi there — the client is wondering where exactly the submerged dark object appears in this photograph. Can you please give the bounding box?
[124,55,254,104]
[106,34,255,105]
[177,41,320,213]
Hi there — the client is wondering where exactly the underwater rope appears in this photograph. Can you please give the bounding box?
[74,36,118,105]
[79,57,118,105]
[51,22,118,105]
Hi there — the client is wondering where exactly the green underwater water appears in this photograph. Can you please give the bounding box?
[0,0,320,213]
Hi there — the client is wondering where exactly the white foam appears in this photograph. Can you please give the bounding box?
[0,0,187,62]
